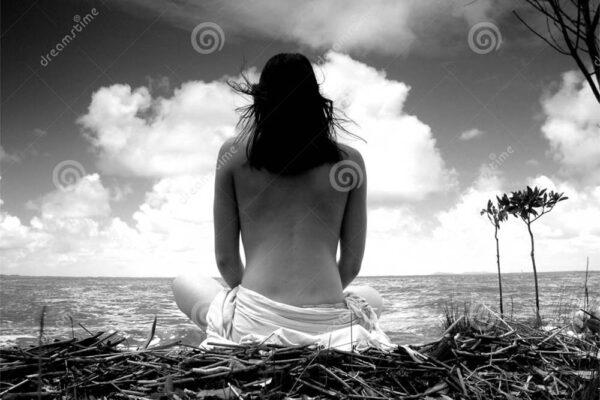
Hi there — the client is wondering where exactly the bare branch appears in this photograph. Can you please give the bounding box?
[513,11,570,55]
[516,0,600,103]
[550,0,600,101]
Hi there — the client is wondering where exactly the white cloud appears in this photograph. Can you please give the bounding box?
[459,128,485,141]
[78,82,238,177]
[361,171,600,276]
[4,61,600,278]
[0,201,32,251]
[527,176,600,245]
[33,128,47,138]
[34,174,111,219]
[113,0,509,56]
[79,52,456,202]
[3,52,457,276]
[0,145,20,164]
[541,71,600,184]
[132,175,214,249]
[0,174,215,276]
[1,167,599,276]
[109,183,133,202]
[318,53,457,202]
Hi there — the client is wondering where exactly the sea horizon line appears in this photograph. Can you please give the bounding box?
[1,269,597,280]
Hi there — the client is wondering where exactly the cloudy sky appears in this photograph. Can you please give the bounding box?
[1,0,599,277]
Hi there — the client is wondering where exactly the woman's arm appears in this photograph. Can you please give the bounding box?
[337,148,367,289]
[214,141,244,288]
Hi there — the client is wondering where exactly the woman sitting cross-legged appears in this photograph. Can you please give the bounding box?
[173,53,393,351]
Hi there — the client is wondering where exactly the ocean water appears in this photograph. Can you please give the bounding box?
[1,272,598,348]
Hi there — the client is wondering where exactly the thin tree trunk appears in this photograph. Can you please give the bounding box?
[584,256,589,310]
[495,228,504,316]
[527,222,541,323]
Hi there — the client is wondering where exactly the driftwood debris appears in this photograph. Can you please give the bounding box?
[0,320,598,399]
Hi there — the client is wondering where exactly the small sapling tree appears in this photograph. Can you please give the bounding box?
[498,186,568,324]
[481,199,508,316]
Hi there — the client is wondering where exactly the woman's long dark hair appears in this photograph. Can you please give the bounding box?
[229,53,357,175]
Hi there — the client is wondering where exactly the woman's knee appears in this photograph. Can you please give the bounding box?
[344,285,383,317]
[172,273,223,327]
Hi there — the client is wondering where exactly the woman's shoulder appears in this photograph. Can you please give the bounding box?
[219,136,245,152]
[337,143,365,165]
[216,137,246,171]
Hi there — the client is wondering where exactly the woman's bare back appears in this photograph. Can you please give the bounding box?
[216,139,365,306]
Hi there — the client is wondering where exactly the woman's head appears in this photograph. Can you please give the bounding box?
[230,53,354,175]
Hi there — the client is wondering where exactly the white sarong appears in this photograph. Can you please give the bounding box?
[203,285,395,352]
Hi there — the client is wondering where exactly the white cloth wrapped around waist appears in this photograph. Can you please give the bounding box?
[203,285,395,352]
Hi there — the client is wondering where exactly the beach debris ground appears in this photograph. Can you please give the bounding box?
[0,314,598,399]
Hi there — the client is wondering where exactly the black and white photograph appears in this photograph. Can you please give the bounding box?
[1,0,600,398]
